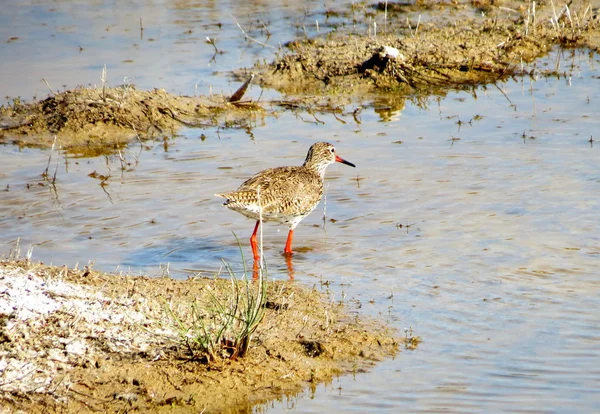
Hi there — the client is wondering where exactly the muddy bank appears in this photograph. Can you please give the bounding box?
[0,86,263,156]
[0,84,342,155]
[0,260,408,413]
[1,0,597,152]
[250,0,600,95]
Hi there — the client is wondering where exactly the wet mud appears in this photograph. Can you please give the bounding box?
[0,86,263,156]
[250,0,599,94]
[1,1,597,152]
[0,260,404,413]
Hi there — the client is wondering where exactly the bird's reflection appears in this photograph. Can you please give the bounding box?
[251,254,294,280]
[284,254,295,280]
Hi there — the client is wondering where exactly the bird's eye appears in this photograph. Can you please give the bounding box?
[330,147,335,153]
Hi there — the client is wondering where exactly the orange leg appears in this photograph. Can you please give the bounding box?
[283,229,294,256]
[250,220,260,262]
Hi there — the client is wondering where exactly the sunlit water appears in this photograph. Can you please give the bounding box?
[1,1,600,412]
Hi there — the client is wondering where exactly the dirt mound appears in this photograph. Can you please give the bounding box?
[0,86,262,155]
[249,0,599,95]
[0,260,408,413]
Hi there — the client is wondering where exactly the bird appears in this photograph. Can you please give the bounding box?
[215,142,355,261]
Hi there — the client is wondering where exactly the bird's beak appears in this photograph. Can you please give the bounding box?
[335,155,356,168]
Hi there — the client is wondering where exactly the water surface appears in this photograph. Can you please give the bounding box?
[1,1,599,412]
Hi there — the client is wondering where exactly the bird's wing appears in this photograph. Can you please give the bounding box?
[229,167,323,214]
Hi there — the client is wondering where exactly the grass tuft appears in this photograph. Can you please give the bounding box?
[164,240,267,361]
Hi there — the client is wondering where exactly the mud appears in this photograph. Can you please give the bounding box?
[250,0,600,95]
[1,0,597,151]
[0,86,263,156]
[0,260,407,413]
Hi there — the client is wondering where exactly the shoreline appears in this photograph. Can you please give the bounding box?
[0,259,403,412]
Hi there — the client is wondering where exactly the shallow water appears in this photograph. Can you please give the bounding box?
[1,1,600,412]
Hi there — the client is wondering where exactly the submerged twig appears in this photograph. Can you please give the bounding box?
[231,14,277,50]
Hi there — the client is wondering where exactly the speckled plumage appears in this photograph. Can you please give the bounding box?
[215,142,355,259]
[216,165,324,229]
